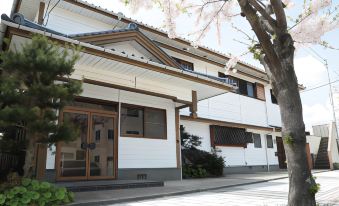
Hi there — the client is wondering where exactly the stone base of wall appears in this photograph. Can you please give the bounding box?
[42,168,181,182]
[223,165,281,174]
[118,168,181,181]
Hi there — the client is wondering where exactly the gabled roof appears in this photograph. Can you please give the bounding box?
[69,24,180,69]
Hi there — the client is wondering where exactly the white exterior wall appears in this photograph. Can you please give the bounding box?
[46,83,177,169]
[180,120,211,152]
[45,7,113,34]
[265,86,281,127]
[306,135,322,155]
[182,93,268,127]
[180,121,279,167]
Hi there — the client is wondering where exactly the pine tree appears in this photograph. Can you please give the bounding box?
[0,35,82,178]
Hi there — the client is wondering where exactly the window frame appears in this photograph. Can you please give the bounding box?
[120,103,167,140]
[270,89,278,104]
[172,57,194,71]
[266,135,274,148]
[253,133,262,148]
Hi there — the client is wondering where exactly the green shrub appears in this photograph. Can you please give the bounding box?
[333,163,339,170]
[183,165,207,178]
[0,178,74,206]
[182,148,225,177]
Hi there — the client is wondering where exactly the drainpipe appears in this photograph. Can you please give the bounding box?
[264,88,270,172]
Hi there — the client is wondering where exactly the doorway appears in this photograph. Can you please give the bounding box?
[276,136,287,169]
[56,107,118,181]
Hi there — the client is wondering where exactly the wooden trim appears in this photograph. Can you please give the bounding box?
[189,91,198,118]
[182,115,275,132]
[210,125,215,148]
[76,31,180,69]
[57,77,190,105]
[63,106,118,116]
[14,0,22,13]
[7,27,233,92]
[175,108,181,168]
[120,103,167,140]
[38,2,45,25]
[215,144,247,148]
[36,143,47,180]
[62,0,268,77]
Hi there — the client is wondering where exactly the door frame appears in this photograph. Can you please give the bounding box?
[276,136,287,169]
[55,106,118,181]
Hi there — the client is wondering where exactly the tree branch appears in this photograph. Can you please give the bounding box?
[237,0,282,70]
[248,0,277,29]
[270,0,287,30]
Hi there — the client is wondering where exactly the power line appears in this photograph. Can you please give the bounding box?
[300,79,339,93]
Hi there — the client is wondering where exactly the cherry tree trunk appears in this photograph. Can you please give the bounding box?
[270,35,316,206]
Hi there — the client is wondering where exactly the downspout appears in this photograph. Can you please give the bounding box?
[264,88,270,172]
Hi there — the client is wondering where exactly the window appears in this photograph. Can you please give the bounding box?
[247,82,255,97]
[108,129,114,140]
[173,57,194,71]
[271,89,278,104]
[95,130,100,142]
[121,105,144,136]
[120,104,167,139]
[218,72,239,86]
[266,135,273,148]
[253,133,262,148]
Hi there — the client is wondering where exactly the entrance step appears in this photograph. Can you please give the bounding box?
[56,180,164,192]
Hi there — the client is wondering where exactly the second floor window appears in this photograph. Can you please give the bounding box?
[173,57,194,71]
[271,89,278,104]
[239,79,255,98]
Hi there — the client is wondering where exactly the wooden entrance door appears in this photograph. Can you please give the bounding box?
[56,108,118,181]
[276,136,287,169]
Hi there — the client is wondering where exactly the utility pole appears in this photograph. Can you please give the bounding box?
[324,60,338,125]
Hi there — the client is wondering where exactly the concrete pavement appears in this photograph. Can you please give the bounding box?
[111,171,339,206]
[71,170,333,206]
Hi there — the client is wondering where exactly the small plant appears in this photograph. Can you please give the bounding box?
[283,134,294,145]
[309,183,320,195]
[308,175,320,196]
[0,178,74,206]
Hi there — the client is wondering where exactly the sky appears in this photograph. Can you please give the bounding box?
[1,0,338,132]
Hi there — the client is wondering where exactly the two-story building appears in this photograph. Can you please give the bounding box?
[1,0,286,182]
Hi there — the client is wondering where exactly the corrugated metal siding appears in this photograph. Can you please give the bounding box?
[313,124,329,137]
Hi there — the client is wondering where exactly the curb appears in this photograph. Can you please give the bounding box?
[71,170,329,206]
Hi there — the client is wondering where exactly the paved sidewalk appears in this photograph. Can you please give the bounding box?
[110,171,339,206]
[71,170,327,206]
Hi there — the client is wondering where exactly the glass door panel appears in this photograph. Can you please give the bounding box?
[89,114,115,178]
[59,112,88,178]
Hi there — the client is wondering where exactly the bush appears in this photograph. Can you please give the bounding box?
[0,178,74,206]
[182,148,225,177]
[183,165,207,178]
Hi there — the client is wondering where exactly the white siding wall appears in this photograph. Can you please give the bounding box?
[265,87,281,127]
[46,83,177,169]
[181,93,268,127]
[46,7,113,34]
[181,121,279,167]
[180,120,211,152]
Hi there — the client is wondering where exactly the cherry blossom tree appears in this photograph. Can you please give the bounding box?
[123,0,338,205]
